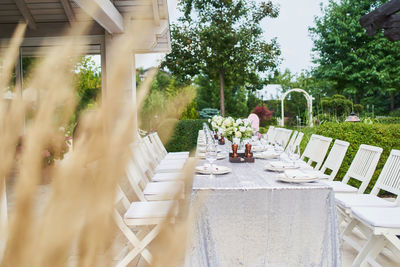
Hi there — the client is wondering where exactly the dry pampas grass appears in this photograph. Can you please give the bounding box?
[0,8,197,267]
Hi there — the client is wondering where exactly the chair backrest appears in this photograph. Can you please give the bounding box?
[293,132,304,148]
[264,126,276,142]
[371,149,400,205]
[274,128,293,148]
[285,130,298,152]
[320,139,350,180]
[301,135,332,169]
[151,132,168,157]
[143,135,162,163]
[247,113,260,131]
[125,159,148,202]
[342,144,383,193]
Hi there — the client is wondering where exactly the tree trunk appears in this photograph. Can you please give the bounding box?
[219,69,225,117]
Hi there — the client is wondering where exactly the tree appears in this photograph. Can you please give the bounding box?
[162,0,281,117]
[74,56,101,115]
[309,0,400,113]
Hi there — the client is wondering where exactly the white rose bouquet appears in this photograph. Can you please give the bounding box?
[223,118,254,142]
[208,115,224,132]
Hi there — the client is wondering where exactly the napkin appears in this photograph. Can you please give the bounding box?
[269,161,296,169]
[254,151,279,159]
[284,170,316,179]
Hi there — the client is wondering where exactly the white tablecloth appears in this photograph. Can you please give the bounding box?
[185,146,341,267]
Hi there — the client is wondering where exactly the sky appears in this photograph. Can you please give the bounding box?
[135,0,330,74]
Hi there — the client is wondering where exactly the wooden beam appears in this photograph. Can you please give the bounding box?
[60,0,76,23]
[360,0,400,36]
[152,0,160,26]
[14,0,37,30]
[0,22,104,39]
[73,0,124,34]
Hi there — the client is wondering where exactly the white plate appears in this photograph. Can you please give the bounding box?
[197,147,222,153]
[195,165,232,175]
[196,153,226,160]
[264,162,300,172]
[253,152,279,159]
[276,174,319,183]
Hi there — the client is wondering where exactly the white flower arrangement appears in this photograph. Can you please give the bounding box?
[208,116,255,141]
[208,115,224,131]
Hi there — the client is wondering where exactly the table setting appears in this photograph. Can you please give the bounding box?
[185,121,341,267]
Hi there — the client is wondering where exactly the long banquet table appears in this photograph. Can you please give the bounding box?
[185,142,342,267]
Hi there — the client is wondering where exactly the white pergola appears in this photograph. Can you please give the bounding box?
[0,0,171,231]
[0,0,171,123]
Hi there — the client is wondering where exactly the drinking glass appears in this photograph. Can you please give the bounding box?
[274,139,285,159]
[289,144,300,167]
[206,143,217,178]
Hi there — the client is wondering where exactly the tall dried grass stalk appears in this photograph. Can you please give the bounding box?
[0,8,197,267]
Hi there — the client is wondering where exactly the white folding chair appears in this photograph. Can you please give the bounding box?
[293,132,304,148]
[285,130,298,153]
[337,150,400,266]
[347,207,400,266]
[149,132,189,160]
[318,139,350,180]
[301,135,332,169]
[322,144,382,194]
[137,138,186,174]
[274,128,293,148]
[114,185,178,267]
[263,126,276,143]
[129,147,184,201]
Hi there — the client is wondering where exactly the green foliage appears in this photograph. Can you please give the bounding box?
[321,94,353,118]
[74,56,101,114]
[309,0,400,113]
[373,117,400,124]
[299,122,400,193]
[140,70,196,129]
[165,119,208,152]
[162,0,281,115]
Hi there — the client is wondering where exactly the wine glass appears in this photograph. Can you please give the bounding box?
[274,139,285,160]
[206,143,217,178]
[289,144,300,167]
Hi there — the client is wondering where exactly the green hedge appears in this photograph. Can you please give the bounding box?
[373,117,400,124]
[299,123,400,193]
[165,119,207,153]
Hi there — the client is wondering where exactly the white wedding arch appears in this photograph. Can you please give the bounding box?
[280,88,314,127]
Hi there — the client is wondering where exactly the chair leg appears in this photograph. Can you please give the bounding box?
[341,218,356,240]
[353,235,385,267]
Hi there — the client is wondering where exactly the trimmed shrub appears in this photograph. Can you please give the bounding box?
[299,123,400,193]
[165,119,208,152]
[373,117,400,124]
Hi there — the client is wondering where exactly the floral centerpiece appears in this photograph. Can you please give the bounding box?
[217,117,254,142]
[208,115,224,132]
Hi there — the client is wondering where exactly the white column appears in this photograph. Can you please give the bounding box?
[103,32,137,132]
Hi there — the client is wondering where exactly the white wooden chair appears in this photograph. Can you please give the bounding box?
[337,150,400,266]
[293,132,304,148]
[347,206,400,266]
[318,139,350,180]
[284,130,298,153]
[131,142,184,183]
[274,128,293,148]
[263,126,276,143]
[149,132,189,160]
[129,147,185,201]
[322,144,382,194]
[301,135,332,169]
[114,185,178,267]
[137,138,186,174]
